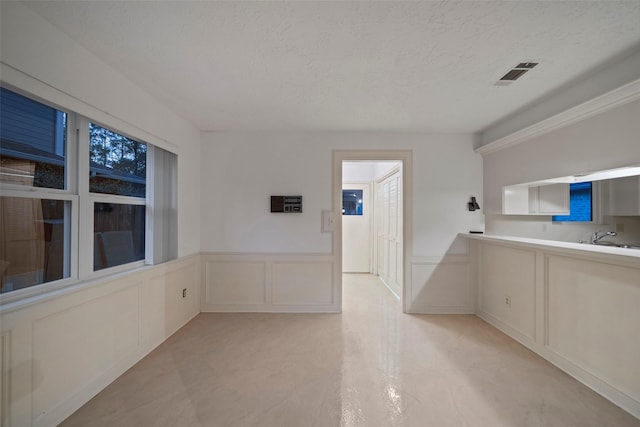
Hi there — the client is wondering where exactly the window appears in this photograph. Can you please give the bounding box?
[342,189,363,215]
[1,88,73,293]
[0,87,67,189]
[0,86,176,297]
[89,123,146,197]
[0,197,70,293]
[94,203,145,271]
[86,123,147,272]
[552,182,592,222]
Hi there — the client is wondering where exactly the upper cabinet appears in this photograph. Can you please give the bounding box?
[532,184,570,214]
[503,183,569,215]
[605,176,640,216]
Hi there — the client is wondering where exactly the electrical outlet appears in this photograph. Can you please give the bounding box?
[505,297,511,307]
[182,288,187,298]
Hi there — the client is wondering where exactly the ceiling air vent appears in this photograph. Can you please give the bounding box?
[496,61,539,85]
[500,69,529,81]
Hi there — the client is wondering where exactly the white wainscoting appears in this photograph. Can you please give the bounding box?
[0,254,201,427]
[477,243,537,345]
[545,254,640,414]
[409,254,474,314]
[470,236,640,419]
[201,253,339,312]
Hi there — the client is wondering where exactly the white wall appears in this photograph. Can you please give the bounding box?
[201,132,483,255]
[200,132,483,313]
[0,3,202,426]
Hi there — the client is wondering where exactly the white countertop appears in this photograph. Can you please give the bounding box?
[460,233,640,260]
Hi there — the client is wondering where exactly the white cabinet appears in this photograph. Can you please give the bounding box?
[530,183,570,214]
[503,183,569,215]
[606,176,640,216]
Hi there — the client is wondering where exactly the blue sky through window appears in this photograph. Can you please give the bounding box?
[553,182,592,222]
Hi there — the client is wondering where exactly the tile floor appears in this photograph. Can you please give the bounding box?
[61,274,640,426]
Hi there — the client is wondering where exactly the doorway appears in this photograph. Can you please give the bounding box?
[333,151,412,313]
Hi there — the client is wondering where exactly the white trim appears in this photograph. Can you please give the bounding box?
[410,254,470,264]
[375,165,402,184]
[410,305,475,314]
[77,117,93,278]
[476,78,640,156]
[378,275,400,300]
[0,333,9,427]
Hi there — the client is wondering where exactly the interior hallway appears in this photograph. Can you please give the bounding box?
[61,274,640,426]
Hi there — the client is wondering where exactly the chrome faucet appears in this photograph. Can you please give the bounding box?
[591,231,617,244]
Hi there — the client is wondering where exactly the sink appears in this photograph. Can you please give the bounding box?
[618,244,640,249]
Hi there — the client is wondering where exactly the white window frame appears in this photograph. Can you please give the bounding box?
[76,117,147,279]
[0,86,155,305]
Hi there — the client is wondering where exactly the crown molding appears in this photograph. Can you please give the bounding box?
[475,78,640,156]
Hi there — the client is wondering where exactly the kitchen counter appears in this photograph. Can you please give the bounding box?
[461,233,640,261]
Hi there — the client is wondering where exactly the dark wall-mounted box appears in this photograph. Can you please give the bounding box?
[271,196,302,213]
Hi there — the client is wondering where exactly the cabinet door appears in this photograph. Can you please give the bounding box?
[536,183,570,214]
[608,176,640,216]
[503,186,529,214]
[503,183,569,215]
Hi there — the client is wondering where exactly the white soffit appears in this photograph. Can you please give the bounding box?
[20,1,640,133]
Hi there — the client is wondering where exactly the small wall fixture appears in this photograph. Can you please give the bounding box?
[468,196,480,211]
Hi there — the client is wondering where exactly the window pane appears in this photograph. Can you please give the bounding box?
[89,123,146,197]
[0,88,67,189]
[553,182,592,222]
[0,197,69,293]
[94,203,145,271]
[342,189,363,215]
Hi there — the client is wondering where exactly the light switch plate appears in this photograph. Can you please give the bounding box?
[322,210,335,233]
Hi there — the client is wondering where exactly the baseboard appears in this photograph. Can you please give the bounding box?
[408,305,475,314]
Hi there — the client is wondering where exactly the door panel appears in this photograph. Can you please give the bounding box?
[375,171,402,297]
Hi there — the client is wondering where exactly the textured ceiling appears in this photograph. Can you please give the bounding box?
[24,1,640,133]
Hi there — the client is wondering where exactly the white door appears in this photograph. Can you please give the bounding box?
[342,183,371,273]
[375,170,402,297]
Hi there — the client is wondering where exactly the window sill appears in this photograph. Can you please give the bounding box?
[0,261,149,314]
